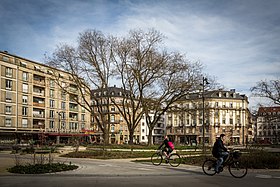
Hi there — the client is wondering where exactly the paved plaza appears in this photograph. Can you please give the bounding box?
[0,151,279,187]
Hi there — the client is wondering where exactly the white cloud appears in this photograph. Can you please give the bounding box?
[1,0,279,108]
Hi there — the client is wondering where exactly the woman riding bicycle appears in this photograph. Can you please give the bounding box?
[212,134,229,173]
[158,135,174,159]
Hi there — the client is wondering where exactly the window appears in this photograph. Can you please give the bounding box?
[5,117,12,127]
[61,92,66,100]
[50,100,55,108]
[5,106,12,114]
[22,95,28,104]
[111,107,115,112]
[22,84,28,93]
[111,125,115,132]
[61,102,66,109]
[81,123,85,130]
[49,121,54,129]
[69,122,78,130]
[50,110,54,118]
[50,79,55,87]
[6,80,12,89]
[61,82,66,87]
[81,106,85,112]
[6,67,13,77]
[22,107,28,116]
[81,114,85,121]
[22,119,28,128]
[61,112,66,119]
[3,56,9,62]
[110,115,115,122]
[50,89,54,98]
[61,122,66,129]
[22,72,28,81]
[6,92,12,102]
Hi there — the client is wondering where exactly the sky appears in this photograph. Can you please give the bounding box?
[0,0,279,110]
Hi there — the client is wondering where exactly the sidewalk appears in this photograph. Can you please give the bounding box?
[1,151,279,177]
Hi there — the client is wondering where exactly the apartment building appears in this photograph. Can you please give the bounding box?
[256,106,280,144]
[140,113,165,144]
[166,89,252,146]
[91,86,141,144]
[0,51,91,145]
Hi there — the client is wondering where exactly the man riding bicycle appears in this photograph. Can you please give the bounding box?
[212,134,229,173]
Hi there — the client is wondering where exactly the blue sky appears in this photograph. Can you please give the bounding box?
[1,0,279,109]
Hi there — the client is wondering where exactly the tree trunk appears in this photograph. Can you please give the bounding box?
[129,130,134,145]
[103,130,110,145]
[147,127,153,146]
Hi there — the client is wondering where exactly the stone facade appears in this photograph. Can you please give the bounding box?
[165,89,252,146]
[0,51,91,144]
[256,106,280,144]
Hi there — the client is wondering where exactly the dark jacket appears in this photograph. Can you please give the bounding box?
[158,138,169,150]
[212,138,227,158]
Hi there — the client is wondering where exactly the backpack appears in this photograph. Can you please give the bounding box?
[168,141,174,150]
[212,141,218,157]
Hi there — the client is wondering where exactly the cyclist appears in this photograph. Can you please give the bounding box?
[158,135,174,160]
[212,134,229,173]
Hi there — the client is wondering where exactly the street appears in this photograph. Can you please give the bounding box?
[0,152,279,187]
[1,171,280,187]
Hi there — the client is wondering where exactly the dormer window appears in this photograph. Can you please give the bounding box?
[20,61,27,67]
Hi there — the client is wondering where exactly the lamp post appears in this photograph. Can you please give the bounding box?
[56,111,62,144]
[201,77,209,155]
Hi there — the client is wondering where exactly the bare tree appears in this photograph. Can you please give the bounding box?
[111,29,203,145]
[251,79,280,105]
[45,29,114,144]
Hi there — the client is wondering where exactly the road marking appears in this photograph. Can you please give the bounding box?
[137,167,152,171]
[256,174,273,179]
[99,164,113,167]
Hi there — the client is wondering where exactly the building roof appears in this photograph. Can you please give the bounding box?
[181,89,248,101]
[258,106,280,115]
[91,85,130,98]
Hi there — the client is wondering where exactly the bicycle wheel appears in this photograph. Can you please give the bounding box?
[229,160,248,178]
[151,152,163,166]
[202,159,216,176]
[169,153,181,167]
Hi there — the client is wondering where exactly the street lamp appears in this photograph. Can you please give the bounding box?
[201,77,209,155]
[56,111,62,144]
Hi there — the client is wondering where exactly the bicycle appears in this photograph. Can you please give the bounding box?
[151,149,181,167]
[202,150,248,178]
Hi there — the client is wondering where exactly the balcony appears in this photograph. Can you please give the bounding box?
[33,79,45,86]
[69,87,78,94]
[69,108,79,112]
[33,114,45,118]
[69,116,78,121]
[33,102,45,107]
[33,86,45,97]
[33,91,45,97]
[33,124,45,129]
